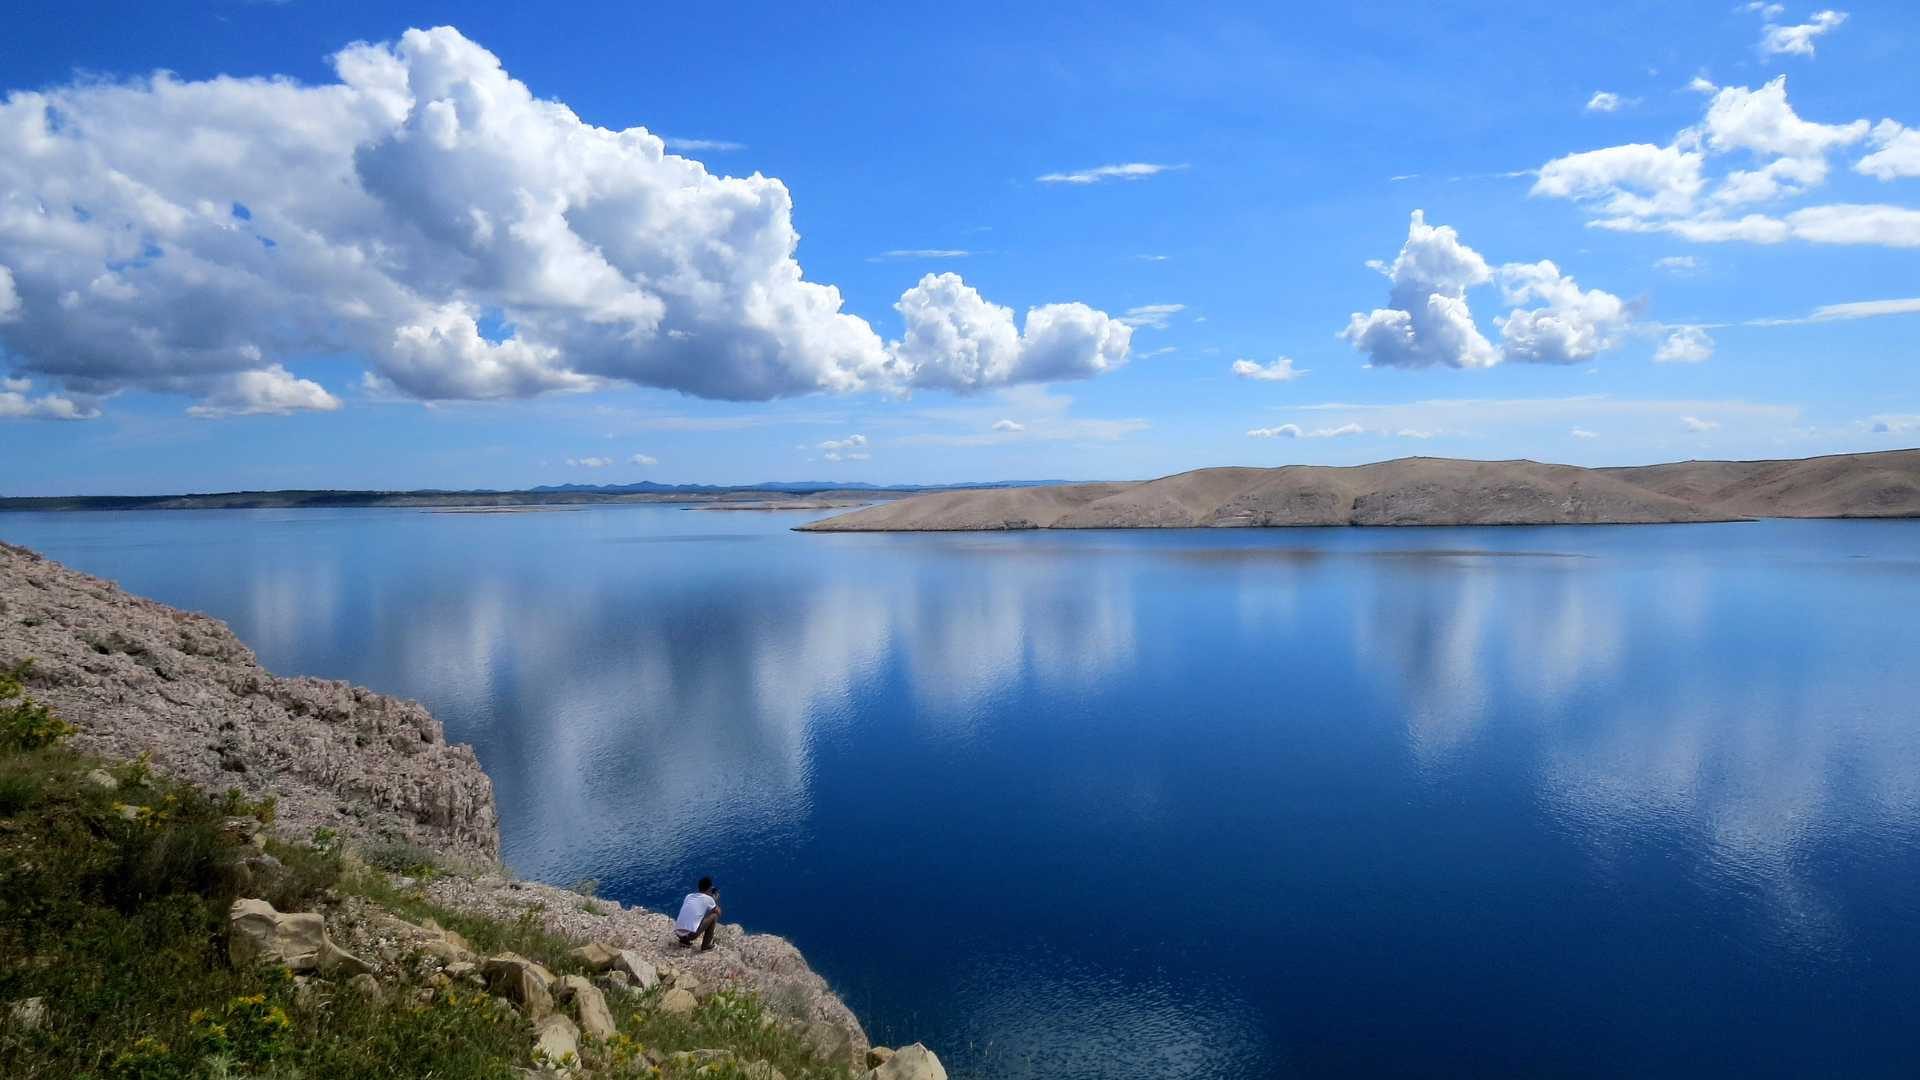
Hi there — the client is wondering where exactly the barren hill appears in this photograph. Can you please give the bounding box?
[799,449,1920,531]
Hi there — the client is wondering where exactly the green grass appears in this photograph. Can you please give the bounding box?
[0,669,860,1080]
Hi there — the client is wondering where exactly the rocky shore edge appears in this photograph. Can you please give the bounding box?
[0,540,934,1078]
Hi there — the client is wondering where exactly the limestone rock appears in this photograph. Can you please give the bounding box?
[567,942,619,970]
[532,1013,581,1071]
[85,769,118,790]
[866,1043,947,1080]
[8,997,47,1032]
[867,1047,896,1069]
[744,1061,788,1080]
[484,952,555,1020]
[228,898,371,976]
[657,987,697,1016]
[553,975,616,1041]
[612,948,658,989]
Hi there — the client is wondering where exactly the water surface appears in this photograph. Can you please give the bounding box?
[4,508,1918,1077]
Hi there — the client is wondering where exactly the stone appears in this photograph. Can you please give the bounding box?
[867,1047,896,1069]
[532,1014,581,1071]
[744,1061,787,1080]
[347,973,383,1000]
[807,1020,852,1065]
[656,987,697,1016]
[567,942,619,970]
[228,898,374,977]
[484,952,555,1020]
[85,769,118,790]
[445,960,477,980]
[865,1043,946,1080]
[553,975,616,1041]
[673,972,701,995]
[611,949,658,989]
[8,997,47,1032]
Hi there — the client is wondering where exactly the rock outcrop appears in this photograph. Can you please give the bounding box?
[228,898,374,976]
[0,542,498,859]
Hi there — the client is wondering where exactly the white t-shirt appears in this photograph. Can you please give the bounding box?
[675,891,717,933]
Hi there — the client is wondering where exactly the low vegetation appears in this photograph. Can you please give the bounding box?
[0,667,858,1079]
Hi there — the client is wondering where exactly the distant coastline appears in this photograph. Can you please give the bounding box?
[798,449,1920,532]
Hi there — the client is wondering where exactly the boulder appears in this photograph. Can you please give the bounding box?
[484,953,555,1020]
[7,997,47,1032]
[656,987,697,1016]
[85,769,118,790]
[807,1020,853,1065]
[612,949,658,989]
[347,973,383,1001]
[867,1047,896,1068]
[744,1061,788,1080]
[227,898,372,976]
[532,1014,581,1071]
[567,942,619,970]
[553,975,616,1041]
[866,1043,946,1080]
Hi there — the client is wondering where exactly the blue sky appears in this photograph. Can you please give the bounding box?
[2,1,1916,494]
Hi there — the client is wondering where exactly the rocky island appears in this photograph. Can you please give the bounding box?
[798,449,1920,531]
[0,541,940,1079]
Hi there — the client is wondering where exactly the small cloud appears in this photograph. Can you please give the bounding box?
[1389,174,1420,182]
[1759,9,1846,58]
[1396,429,1434,439]
[1570,427,1599,439]
[868,249,974,261]
[1868,414,1918,434]
[1654,255,1701,274]
[1680,415,1720,432]
[817,433,870,461]
[1231,356,1308,382]
[992,419,1025,432]
[1036,162,1189,185]
[1687,74,1719,94]
[662,137,746,153]
[1654,326,1714,363]
[1118,303,1186,329]
[629,453,658,466]
[1247,422,1363,439]
[1135,253,1171,262]
[566,456,615,468]
[1137,346,1178,359]
[1585,91,1627,113]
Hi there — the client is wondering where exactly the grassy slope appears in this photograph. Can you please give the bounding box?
[0,666,856,1080]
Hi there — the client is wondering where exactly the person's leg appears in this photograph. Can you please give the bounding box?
[698,909,718,950]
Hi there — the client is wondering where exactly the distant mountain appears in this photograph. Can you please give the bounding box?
[529,479,1068,495]
[798,450,1920,531]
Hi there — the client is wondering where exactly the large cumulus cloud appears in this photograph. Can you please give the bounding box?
[1341,211,1630,369]
[0,27,1129,416]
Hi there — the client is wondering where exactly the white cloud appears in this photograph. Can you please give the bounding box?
[1653,325,1715,363]
[629,453,658,466]
[660,137,744,152]
[1681,415,1720,432]
[1688,75,1720,94]
[1342,213,1629,370]
[1856,121,1920,180]
[1246,422,1362,439]
[817,433,869,461]
[1570,427,1599,439]
[0,375,98,421]
[1759,9,1847,58]
[1745,2,1786,19]
[1701,77,1867,159]
[870,249,973,261]
[1532,143,1706,218]
[1035,162,1187,185]
[893,386,1147,447]
[991,419,1024,432]
[1804,296,1920,320]
[1396,429,1434,439]
[1870,414,1919,434]
[185,364,342,417]
[1786,203,1920,246]
[0,266,19,322]
[1117,303,1185,329]
[566,456,614,468]
[1585,92,1628,113]
[1135,254,1171,262]
[890,273,1131,393]
[0,27,1130,416]
[1654,255,1701,273]
[1231,356,1307,382]
[1341,211,1499,369]
[1493,261,1630,366]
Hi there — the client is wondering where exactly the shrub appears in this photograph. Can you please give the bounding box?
[1,662,74,751]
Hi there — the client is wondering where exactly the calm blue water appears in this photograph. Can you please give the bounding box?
[4,507,1919,1078]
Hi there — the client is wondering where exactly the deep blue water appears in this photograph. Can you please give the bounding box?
[4,507,1919,1078]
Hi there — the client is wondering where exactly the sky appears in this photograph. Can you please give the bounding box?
[1,0,1916,495]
